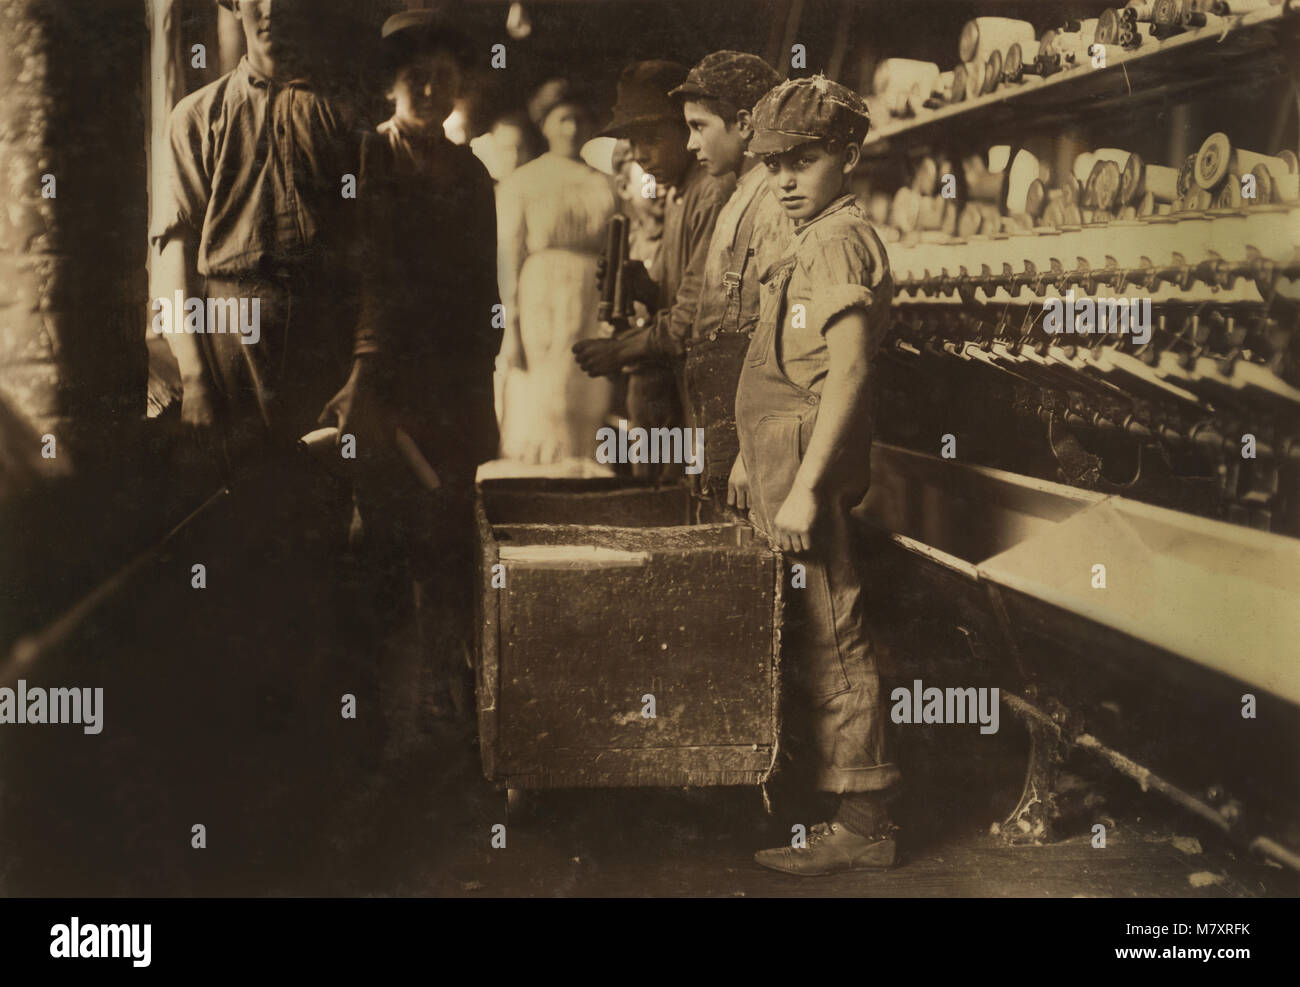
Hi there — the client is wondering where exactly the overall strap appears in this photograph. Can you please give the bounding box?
[718,188,765,334]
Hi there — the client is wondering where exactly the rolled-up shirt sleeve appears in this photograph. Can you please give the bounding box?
[802,233,891,350]
[149,99,210,252]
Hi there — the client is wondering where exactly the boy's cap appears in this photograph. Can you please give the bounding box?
[597,60,689,139]
[380,9,475,68]
[669,51,781,114]
[748,74,872,156]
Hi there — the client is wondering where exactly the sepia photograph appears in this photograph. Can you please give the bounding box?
[0,0,1296,940]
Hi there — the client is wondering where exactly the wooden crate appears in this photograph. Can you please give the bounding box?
[475,479,782,791]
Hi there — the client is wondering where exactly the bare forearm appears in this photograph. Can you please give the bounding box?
[154,235,206,382]
[791,313,872,496]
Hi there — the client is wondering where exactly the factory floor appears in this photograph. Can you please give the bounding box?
[1,468,1295,900]
[297,698,1298,900]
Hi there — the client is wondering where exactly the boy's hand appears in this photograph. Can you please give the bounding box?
[772,482,820,554]
[319,357,382,449]
[180,375,217,430]
[727,453,749,511]
[574,335,640,377]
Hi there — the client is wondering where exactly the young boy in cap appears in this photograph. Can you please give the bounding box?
[152,0,367,453]
[348,10,500,726]
[572,60,733,468]
[668,51,792,502]
[736,76,900,875]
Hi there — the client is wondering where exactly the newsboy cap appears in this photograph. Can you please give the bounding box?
[597,60,689,139]
[669,51,780,114]
[748,74,872,156]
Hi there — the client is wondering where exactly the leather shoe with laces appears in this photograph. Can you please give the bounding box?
[753,821,897,876]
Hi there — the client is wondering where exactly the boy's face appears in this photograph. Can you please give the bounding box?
[616,161,666,225]
[390,50,462,131]
[761,139,859,223]
[683,101,750,178]
[232,0,308,66]
[627,120,693,189]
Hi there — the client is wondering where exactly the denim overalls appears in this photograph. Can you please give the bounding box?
[734,226,899,795]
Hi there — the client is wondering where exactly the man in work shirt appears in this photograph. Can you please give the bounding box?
[151,0,371,458]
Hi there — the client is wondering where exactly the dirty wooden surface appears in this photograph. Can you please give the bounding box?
[477,481,780,791]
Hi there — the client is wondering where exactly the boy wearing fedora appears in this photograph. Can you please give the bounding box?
[572,60,733,467]
[738,76,900,876]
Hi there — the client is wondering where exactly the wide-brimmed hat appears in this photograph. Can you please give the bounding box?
[596,60,689,139]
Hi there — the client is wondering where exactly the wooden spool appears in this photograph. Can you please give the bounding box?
[891,186,921,233]
[1119,152,1144,206]
[913,156,940,197]
[1271,149,1299,201]
[1128,0,1158,21]
[983,49,1003,94]
[959,17,1036,65]
[1025,178,1047,218]
[951,62,969,102]
[929,70,955,103]
[1176,153,1197,198]
[1195,132,1290,192]
[873,59,941,100]
[1215,174,1242,209]
[1096,7,1124,45]
[1003,42,1025,83]
[1143,163,1179,202]
[1059,175,1081,208]
[1248,165,1275,205]
[918,195,947,231]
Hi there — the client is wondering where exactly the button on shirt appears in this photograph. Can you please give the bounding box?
[150,56,361,279]
[692,163,793,340]
[765,193,893,392]
[642,161,734,359]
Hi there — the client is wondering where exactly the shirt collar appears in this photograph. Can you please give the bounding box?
[239,54,315,90]
[793,192,856,233]
[385,115,447,145]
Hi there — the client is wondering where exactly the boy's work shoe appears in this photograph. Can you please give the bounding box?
[753,822,897,876]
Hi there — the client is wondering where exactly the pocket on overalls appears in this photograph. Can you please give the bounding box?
[747,261,795,368]
[751,415,802,530]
